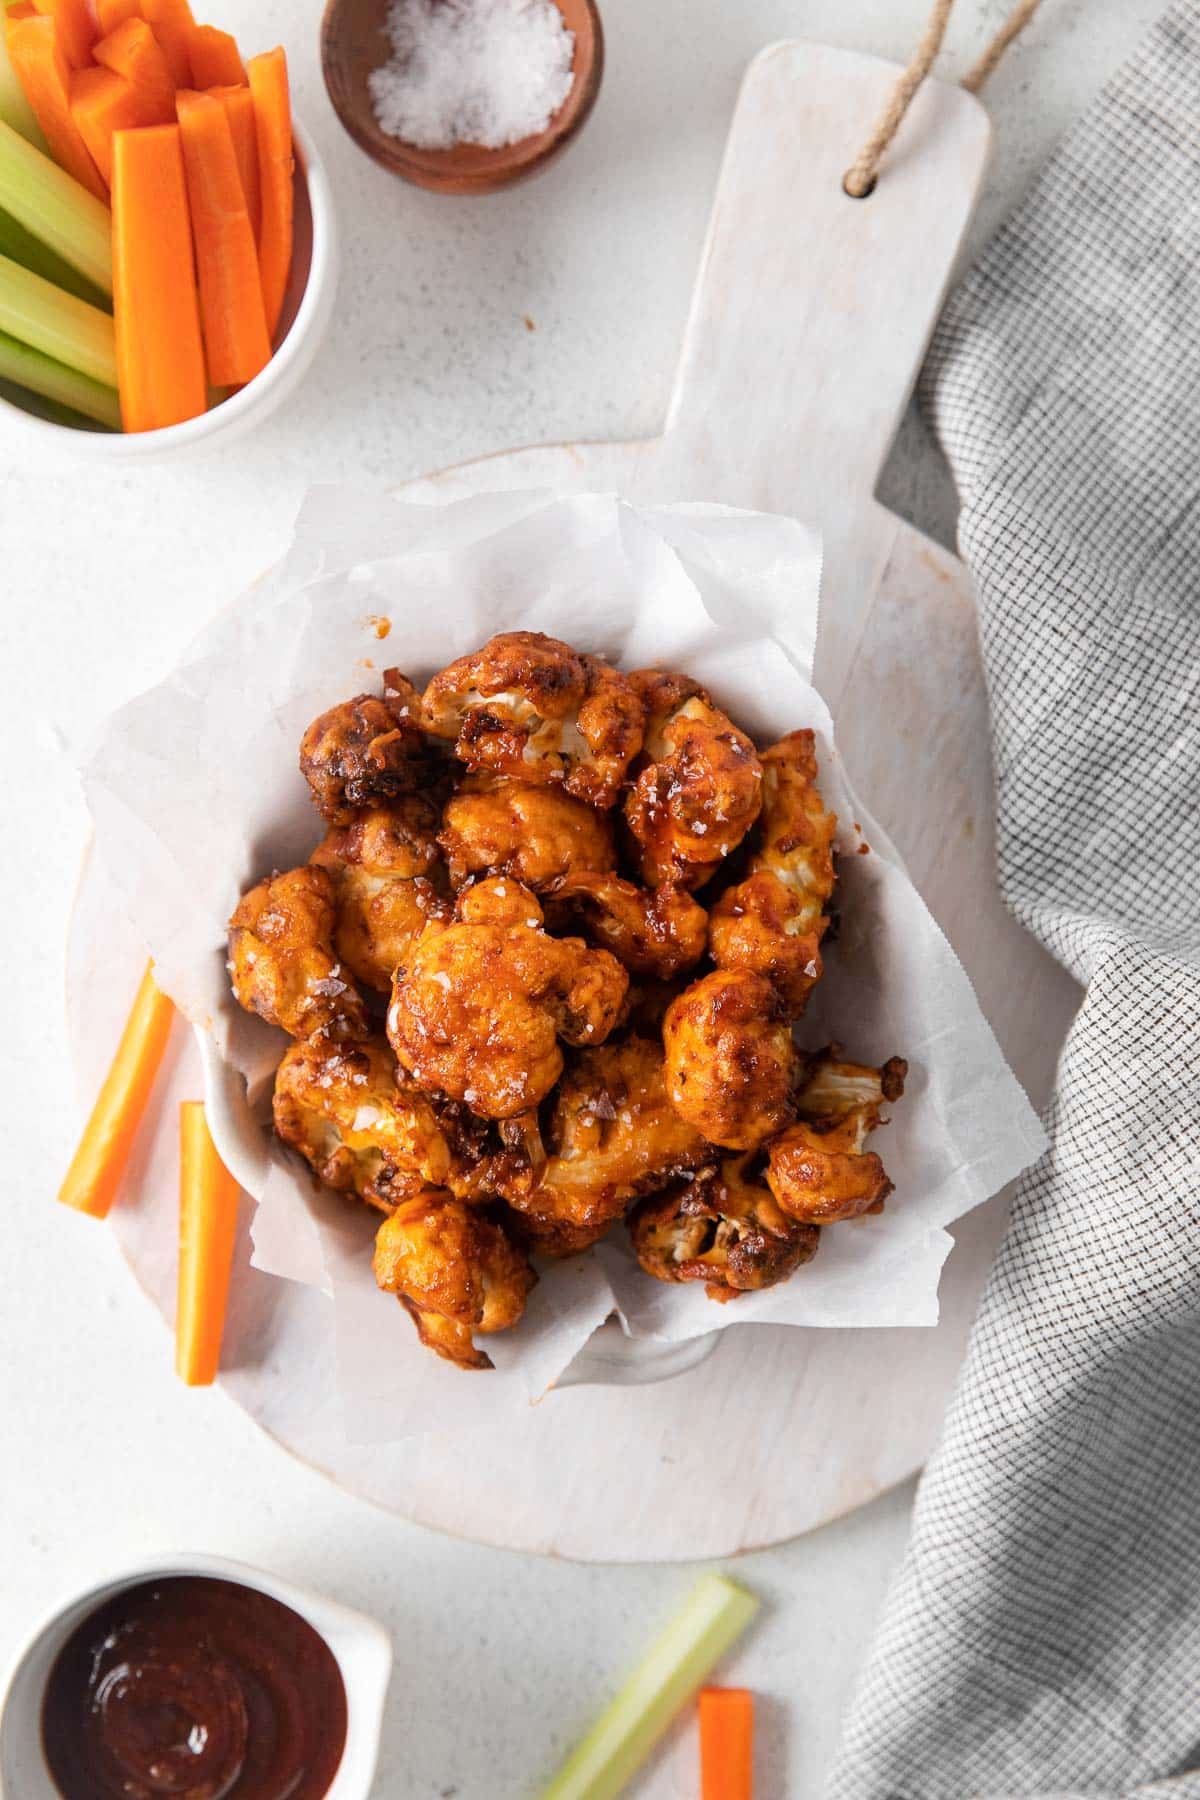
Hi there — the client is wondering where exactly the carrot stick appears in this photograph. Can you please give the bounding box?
[211,81,258,238]
[187,22,240,88]
[112,120,205,428]
[93,17,174,119]
[699,1689,754,1800]
[5,13,104,196]
[71,66,169,187]
[176,1100,240,1386]
[30,0,95,71]
[246,46,290,338]
[58,962,175,1219]
[139,0,192,87]
[95,0,144,34]
[176,88,267,386]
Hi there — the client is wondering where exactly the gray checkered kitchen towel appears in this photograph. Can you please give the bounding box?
[830,6,1200,1797]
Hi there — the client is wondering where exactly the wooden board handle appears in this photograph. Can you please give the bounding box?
[661,41,991,513]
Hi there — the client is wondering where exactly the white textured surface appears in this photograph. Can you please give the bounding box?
[0,2,1163,1795]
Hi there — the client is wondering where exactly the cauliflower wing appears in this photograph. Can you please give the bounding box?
[273,1034,456,1211]
[422,631,643,809]
[766,1051,908,1223]
[439,775,616,891]
[709,730,837,1015]
[228,864,368,1041]
[373,1191,536,1370]
[629,1156,819,1302]
[299,669,433,824]
[496,1036,711,1256]
[663,967,798,1150]
[546,873,708,979]
[310,798,448,992]
[387,878,628,1118]
[624,671,763,889]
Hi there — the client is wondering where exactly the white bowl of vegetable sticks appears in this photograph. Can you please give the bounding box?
[0,116,337,460]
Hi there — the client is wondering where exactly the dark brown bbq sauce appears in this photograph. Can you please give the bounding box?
[41,1577,348,1800]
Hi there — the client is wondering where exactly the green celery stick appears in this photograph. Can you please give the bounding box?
[0,25,47,153]
[0,251,115,386]
[0,205,110,309]
[0,118,111,296]
[0,327,118,427]
[539,1575,760,1800]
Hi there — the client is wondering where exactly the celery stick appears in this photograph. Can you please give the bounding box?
[0,327,118,427]
[0,206,110,309]
[0,118,111,296]
[0,25,47,153]
[0,251,115,386]
[539,1575,760,1800]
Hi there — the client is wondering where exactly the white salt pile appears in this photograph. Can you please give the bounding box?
[368,0,576,152]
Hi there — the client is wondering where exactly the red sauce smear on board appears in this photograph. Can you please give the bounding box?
[41,1577,348,1800]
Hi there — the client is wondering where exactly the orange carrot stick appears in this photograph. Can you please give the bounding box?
[176,88,268,386]
[71,66,170,186]
[211,81,259,239]
[95,0,144,34]
[176,1100,240,1386]
[139,0,192,87]
[112,120,205,428]
[58,962,176,1219]
[699,1688,754,1800]
[5,13,105,196]
[93,17,174,119]
[246,46,290,338]
[30,0,95,70]
[187,22,241,88]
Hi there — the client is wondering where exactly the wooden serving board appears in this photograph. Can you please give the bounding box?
[74,41,1081,1562]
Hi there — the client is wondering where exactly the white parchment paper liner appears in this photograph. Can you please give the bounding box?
[78,487,1046,1442]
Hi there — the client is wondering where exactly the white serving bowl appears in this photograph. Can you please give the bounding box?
[0,119,338,461]
[0,1552,391,1799]
[197,1029,719,1391]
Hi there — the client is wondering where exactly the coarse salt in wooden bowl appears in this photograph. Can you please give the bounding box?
[320,0,603,194]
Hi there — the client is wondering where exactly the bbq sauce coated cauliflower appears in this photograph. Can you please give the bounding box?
[299,669,433,824]
[629,1156,819,1301]
[373,1191,536,1370]
[273,1034,455,1211]
[309,798,449,993]
[439,776,617,892]
[422,632,644,809]
[228,864,368,1042]
[386,878,629,1119]
[662,967,799,1150]
[767,1052,908,1223]
[709,730,837,1015]
[495,1036,712,1256]
[624,671,764,890]
[546,872,708,980]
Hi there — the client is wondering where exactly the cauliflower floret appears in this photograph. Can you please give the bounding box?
[273,1034,455,1211]
[422,632,643,809]
[709,730,837,1015]
[766,1051,907,1223]
[546,873,708,980]
[496,1036,711,1256]
[309,798,449,992]
[299,669,433,824]
[228,864,368,1041]
[387,878,628,1118]
[439,775,616,892]
[663,968,798,1150]
[373,1191,536,1370]
[629,1155,819,1302]
[624,671,763,889]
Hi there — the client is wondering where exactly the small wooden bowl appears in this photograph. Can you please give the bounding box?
[321,0,603,195]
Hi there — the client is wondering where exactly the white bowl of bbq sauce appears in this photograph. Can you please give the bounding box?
[0,1553,392,1799]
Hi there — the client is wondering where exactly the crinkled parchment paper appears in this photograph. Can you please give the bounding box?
[78,488,1046,1442]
